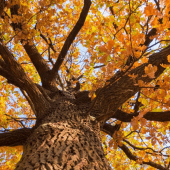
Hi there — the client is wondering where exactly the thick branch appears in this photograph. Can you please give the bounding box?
[0,43,50,118]
[0,128,33,146]
[0,58,21,86]
[101,123,121,136]
[0,43,27,88]
[92,45,170,121]
[0,66,20,86]
[0,0,5,17]
[23,44,52,87]
[9,4,55,90]
[50,0,91,81]
[113,110,170,122]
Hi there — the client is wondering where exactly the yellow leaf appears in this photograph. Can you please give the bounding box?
[1,96,5,107]
[92,26,97,32]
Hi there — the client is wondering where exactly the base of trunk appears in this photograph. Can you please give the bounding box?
[15,121,112,170]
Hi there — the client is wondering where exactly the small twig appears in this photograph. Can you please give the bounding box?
[5,114,26,128]
[153,0,160,11]
[93,64,105,69]
[125,130,138,138]
[40,33,56,53]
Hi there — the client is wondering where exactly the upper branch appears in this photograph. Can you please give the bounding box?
[49,0,91,81]
[102,109,170,138]
[9,4,54,90]
[0,128,33,147]
[23,44,51,87]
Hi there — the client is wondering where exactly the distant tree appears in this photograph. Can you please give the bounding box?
[0,0,170,169]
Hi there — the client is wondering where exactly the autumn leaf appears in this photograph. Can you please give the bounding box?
[91,92,96,100]
[145,64,157,78]
[107,40,114,51]
[144,4,157,16]
[131,117,139,131]
[98,45,108,53]
[167,55,170,63]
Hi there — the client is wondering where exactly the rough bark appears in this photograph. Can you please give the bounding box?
[15,99,111,170]
[9,4,56,90]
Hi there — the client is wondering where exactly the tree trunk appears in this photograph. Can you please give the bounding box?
[15,101,112,170]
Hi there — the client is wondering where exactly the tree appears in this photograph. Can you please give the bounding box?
[1,0,170,169]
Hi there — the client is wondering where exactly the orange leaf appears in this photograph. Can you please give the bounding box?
[167,55,170,63]
[145,64,157,78]
[91,93,96,101]
[144,4,157,16]
[107,40,114,51]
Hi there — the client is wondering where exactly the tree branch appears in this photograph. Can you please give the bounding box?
[112,109,170,122]
[123,139,156,153]
[123,139,169,157]
[102,123,169,169]
[0,57,30,87]
[0,128,33,147]
[0,43,50,118]
[91,45,170,121]
[0,0,6,17]
[101,123,121,136]
[49,0,91,81]
[0,66,20,86]
[40,33,56,53]
[23,43,52,88]
[119,144,168,170]
[9,4,56,90]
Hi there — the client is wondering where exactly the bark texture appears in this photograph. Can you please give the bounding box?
[15,99,111,170]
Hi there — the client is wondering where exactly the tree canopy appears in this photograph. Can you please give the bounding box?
[1,0,170,169]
